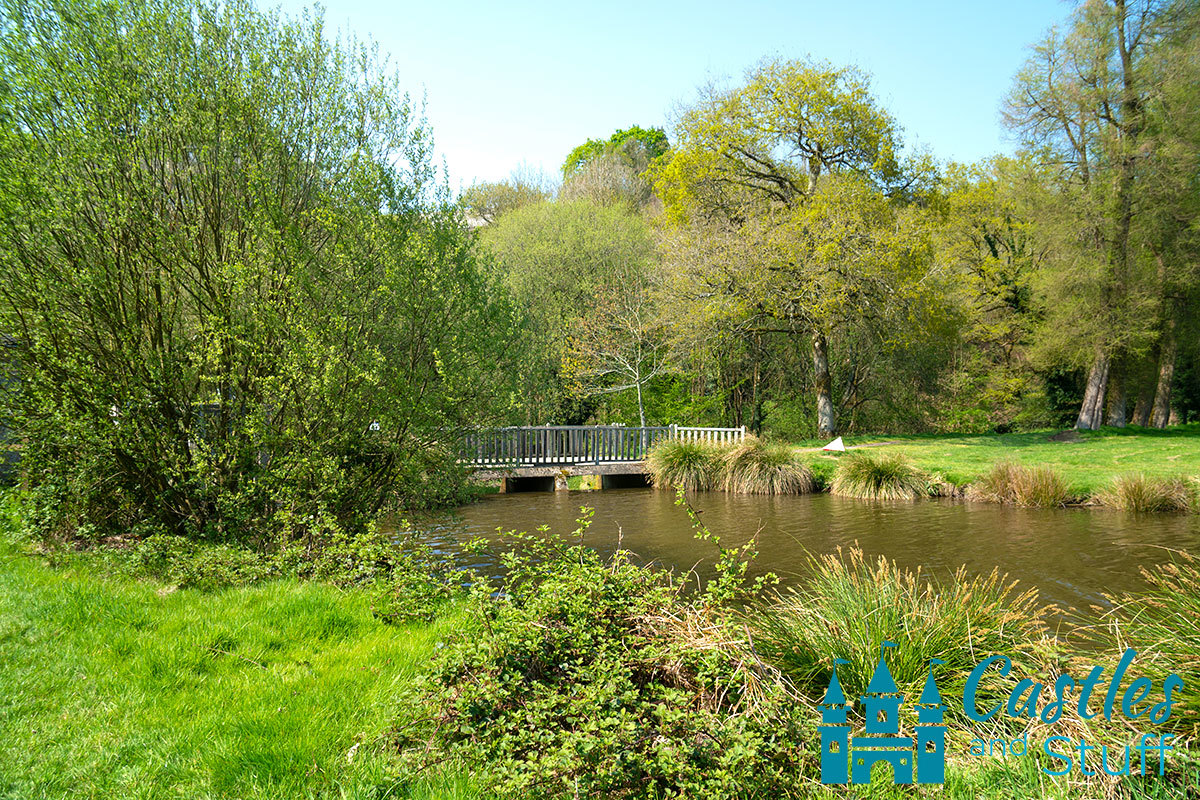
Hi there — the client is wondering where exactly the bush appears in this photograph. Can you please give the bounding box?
[645,438,724,491]
[0,0,517,548]
[750,547,1052,724]
[829,451,929,500]
[967,462,1075,507]
[117,534,284,592]
[720,437,814,495]
[1093,473,1194,513]
[398,510,807,799]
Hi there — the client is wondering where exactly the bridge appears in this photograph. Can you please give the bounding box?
[458,424,745,492]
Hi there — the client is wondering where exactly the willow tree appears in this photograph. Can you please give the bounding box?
[651,58,935,438]
[0,0,518,541]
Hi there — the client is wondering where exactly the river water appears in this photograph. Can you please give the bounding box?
[399,488,1200,617]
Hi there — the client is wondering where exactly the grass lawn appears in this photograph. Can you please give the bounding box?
[797,424,1200,496]
[0,540,478,800]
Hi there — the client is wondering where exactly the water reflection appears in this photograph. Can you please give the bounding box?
[391,489,1200,617]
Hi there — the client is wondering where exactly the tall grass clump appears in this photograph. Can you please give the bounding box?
[721,437,814,495]
[967,462,1075,508]
[750,547,1051,719]
[1085,551,1200,738]
[829,452,929,500]
[645,439,723,491]
[1094,473,1194,513]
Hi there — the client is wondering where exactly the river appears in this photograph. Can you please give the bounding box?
[398,488,1200,617]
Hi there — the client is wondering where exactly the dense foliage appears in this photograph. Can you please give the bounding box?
[470,1,1200,440]
[0,0,518,545]
[399,509,808,799]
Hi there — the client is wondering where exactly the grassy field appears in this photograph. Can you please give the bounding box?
[798,424,1200,496]
[0,540,477,800]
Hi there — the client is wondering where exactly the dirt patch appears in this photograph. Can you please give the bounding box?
[1048,429,1082,443]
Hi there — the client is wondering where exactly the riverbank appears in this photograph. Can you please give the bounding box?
[4,494,1199,798]
[799,425,1200,498]
[0,537,478,799]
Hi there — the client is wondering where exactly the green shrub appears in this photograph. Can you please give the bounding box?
[645,438,724,491]
[1,0,517,548]
[40,512,457,622]
[118,534,283,592]
[399,510,807,798]
[967,462,1075,507]
[750,547,1051,724]
[1093,473,1194,513]
[829,451,929,500]
[721,437,814,495]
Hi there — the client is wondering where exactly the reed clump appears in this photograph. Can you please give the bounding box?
[1093,473,1194,513]
[749,547,1052,719]
[967,461,1075,508]
[644,439,723,491]
[721,437,815,495]
[647,436,815,495]
[1084,551,1200,738]
[829,452,929,500]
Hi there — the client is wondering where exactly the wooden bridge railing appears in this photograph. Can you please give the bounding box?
[673,425,746,445]
[459,425,671,467]
[457,424,746,468]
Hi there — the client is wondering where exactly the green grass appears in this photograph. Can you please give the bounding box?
[0,539,477,800]
[966,461,1075,508]
[828,452,931,500]
[1094,473,1196,512]
[798,424,1200,498]
[750,546,1050,717]
[721,437,815,495]
[645,438,725,491]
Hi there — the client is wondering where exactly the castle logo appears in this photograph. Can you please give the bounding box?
[819,641,946,785]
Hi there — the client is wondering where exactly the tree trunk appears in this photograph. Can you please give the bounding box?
[1105,367,1127,427]
[635,379,646,429]
[1168,405,1181,426]
[1075,351,1110,430]
[1132,368,1154,426]
[813,330,836,439]
[1151,315,1176,429]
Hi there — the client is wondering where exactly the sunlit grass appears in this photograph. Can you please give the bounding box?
[721,437,815,495]
[0,538,477,799]
[829,452,929,500]
[749,546,1051,715]
[1084,550,1200,738]
[1093,473,1195,513]
[966,461,1075,508]
[645,438,723,491]
[802,425,1200,497]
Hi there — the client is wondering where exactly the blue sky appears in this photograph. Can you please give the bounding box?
[272,1,1075,190]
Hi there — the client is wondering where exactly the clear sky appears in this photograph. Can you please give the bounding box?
[271,1,1075,191]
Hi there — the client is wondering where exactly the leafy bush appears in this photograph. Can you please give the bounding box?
[751,547,1052,724]
[117,534,284,592]
[399,508,808,799]
[0,0,517,548]
[18,495,458,622]
[645,438,724,491]
[721,437,815,495]
[967,462,1075,507]
[829,451,930,500]
[1093,473,1194,513]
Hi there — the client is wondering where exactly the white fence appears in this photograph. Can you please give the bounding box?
[670,425,746,445]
